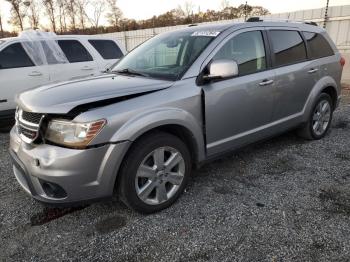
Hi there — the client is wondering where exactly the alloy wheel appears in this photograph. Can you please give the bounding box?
[135,146,185,205]
[312,99,331,136]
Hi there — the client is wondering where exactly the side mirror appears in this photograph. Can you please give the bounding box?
[204,59,239,81]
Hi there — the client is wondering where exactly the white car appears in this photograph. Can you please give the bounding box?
[0,35,125,122]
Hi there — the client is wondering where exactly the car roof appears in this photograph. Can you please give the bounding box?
[0,21,324,44]
[171,20,325,34]
[0,34,118,43]
[55,35,117,39]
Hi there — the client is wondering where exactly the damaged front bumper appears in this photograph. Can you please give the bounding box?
[9,127,131,205]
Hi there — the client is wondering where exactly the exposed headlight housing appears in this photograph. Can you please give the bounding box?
[45,119,106,149]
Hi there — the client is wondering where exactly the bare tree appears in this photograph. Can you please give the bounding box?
[28,0,40,29]
[57,0,67,32]
[42,0,56,32]
[6,0,30,31]
[88,0,105,28]
[105,0,122,28]
[250,6,270,16]
[174,5,185,18]
[220,0,230,10]
[76,0,88,29]
[65,0,76,30]
[183,1,194,17]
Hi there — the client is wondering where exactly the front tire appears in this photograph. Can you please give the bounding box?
[297,93,333,140]
[118,131,192,214]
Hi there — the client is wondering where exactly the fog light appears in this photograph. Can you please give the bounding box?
[40,180,67,199]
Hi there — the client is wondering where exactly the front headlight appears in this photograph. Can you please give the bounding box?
[45,119,106,149]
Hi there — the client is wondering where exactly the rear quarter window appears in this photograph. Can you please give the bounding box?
[88,40,123,59]
[269,30,307,67]
[302,32,334,59]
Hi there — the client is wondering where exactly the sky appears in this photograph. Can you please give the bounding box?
[117,0,350,20]
[0,0,350,31]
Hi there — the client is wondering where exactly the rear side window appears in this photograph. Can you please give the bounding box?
[58,40,93,63]
[0,43,34,69]
[213,31,267,76]
[88,40,123,59]
[303,32,334,59]
[270,30,307,67]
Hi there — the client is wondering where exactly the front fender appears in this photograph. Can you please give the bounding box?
[302,76,339,122]
[110,107,206,162]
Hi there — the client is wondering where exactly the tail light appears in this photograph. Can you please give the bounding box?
[340,56,345,67]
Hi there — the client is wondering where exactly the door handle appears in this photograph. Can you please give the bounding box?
[308,68,319,74]
[259,79,274,86]
[28,71,43,76]
[0,99,7,103]
[81,66,94,71]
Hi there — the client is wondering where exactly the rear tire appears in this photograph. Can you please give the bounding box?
[297,93,333,140]
[118,131,192,214]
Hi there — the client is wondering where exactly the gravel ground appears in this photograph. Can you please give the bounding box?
[1,93,350,262]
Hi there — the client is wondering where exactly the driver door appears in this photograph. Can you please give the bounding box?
[202,29,276,156]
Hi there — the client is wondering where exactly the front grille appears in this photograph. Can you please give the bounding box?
[16,109,44,143]
[21,111,43,125]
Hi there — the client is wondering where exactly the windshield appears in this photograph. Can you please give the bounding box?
[112,30,216,81]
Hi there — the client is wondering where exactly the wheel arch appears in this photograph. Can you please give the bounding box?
[110,107,206,164]
[321,86,338,109]
[302,76,339,122]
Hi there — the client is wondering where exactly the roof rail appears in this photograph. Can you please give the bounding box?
[246,17,318,26]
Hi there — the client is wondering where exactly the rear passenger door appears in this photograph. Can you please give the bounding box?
[302,31,338,85]
[267,29,319,121]
[203,29,276,155]
[0,43,49,112]
[48,39,99,83]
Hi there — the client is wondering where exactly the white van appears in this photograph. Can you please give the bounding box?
[0,34,125,122]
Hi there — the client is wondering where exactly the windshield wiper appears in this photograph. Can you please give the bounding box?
[112,68,149,77]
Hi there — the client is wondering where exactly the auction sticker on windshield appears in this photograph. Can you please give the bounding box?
[191,31,220,37]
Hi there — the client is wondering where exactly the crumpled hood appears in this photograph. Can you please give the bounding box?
[17,74,174,114]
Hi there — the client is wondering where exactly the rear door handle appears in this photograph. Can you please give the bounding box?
[308,68,319,74]
[81,66,94,71]
[0,99,7,103]
[28,71,43,76]
[259,79,274,86]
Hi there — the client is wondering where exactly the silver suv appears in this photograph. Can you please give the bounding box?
[10,20,344,213]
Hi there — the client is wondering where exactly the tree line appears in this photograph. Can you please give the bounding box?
[0,0,270,38]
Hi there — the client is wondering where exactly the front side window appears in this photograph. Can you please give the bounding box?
[303,32,334,60]
[112,31,214,81]
[213,30,267,76]
[270,30,307,67]
[89,40,123,60]
[0,43,34,69]
[58,40,93,63]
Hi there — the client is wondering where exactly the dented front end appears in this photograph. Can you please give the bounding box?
[10,72,205,205]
